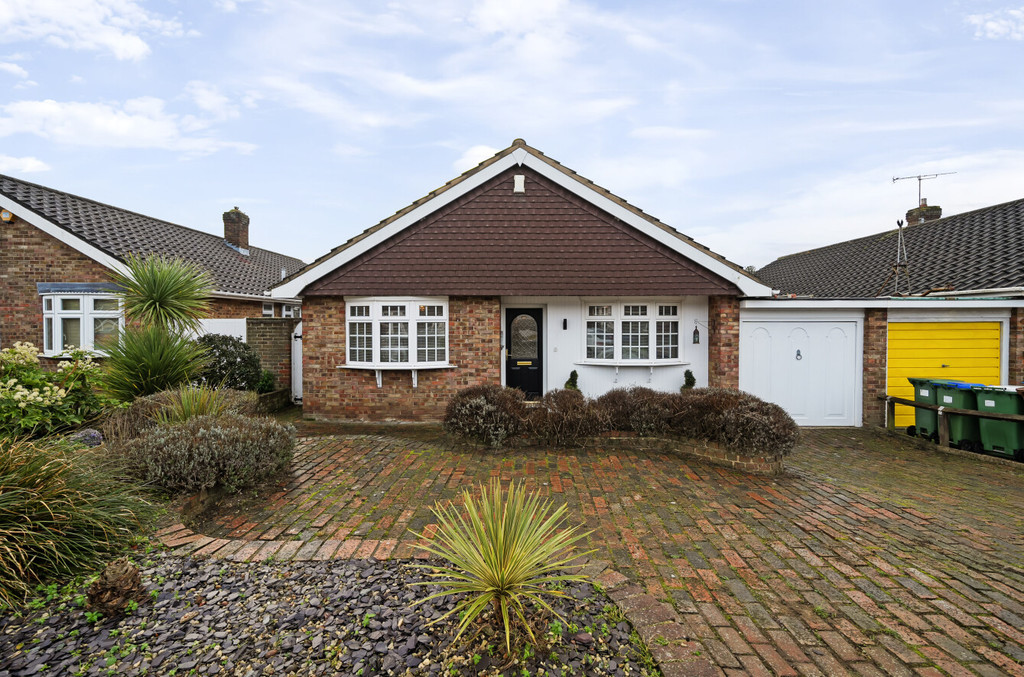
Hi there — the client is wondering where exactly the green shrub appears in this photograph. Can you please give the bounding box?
[255,369,276,394]
[99,325,208,402]
[101,387,260,449]
[0,343,113,438]
[682,369,696,390]
[151,383,232,425]
[0,437,153,607]
[111,253,212,334]
[444,385,528,448]
[595,386,669,436]
[195,334,263,391]
[118,413,295,494]
[664,388,798,458]
[411,479,592,655]
[563,369,579,391]
[529,389,607,448]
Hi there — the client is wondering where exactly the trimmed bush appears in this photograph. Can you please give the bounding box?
[101,387,259,449]
[444,385,528,448]
[119,413,295,494]
[529,389,607,448]
[0,437,153,607]
[195,334,263,391]
[595,387,669,437]
[665,388,798,458]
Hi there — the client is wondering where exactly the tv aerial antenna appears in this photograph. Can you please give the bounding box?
[892,171,956,204]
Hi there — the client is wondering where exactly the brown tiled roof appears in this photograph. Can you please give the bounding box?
[283,139,762,295]
[0,174,305,298]
[305,166,739,297]
[757,198,1024,298]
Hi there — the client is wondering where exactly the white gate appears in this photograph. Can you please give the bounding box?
[291,322,303,403]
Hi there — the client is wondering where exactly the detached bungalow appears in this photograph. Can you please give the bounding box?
[754,198,1024,428]
[0,174,305,364]
[273,139,772,421]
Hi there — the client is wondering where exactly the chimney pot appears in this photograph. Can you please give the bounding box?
[223,208,250,253]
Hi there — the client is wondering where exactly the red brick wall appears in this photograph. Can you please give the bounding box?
[245,318,300,393]
[707,295,740,389]
[302,296,501,421]
[862,308,888,426]
[0,215,110,350]
[209,298,266,319]
[1010,308,1024,386]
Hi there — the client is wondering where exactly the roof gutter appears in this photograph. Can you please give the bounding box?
[919,286,1024,298]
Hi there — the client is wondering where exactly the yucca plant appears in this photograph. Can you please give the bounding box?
[111,253,212,333]
[99,324,207,402]
[151,383,230,425]
[0,437,153,607]
[410,479,592,655]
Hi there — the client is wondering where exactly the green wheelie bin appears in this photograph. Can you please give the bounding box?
[934,381,984,451]
[907,377,953,441]
[972,385,1024,461]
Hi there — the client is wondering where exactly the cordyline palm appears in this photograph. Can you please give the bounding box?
[410,479,593,655]
[112,253,212,334]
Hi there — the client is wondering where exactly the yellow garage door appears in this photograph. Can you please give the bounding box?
[888,322,1002,428]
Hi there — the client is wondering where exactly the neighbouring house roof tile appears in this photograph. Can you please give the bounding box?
[305,166,740,297]
[757,198,1024,297]
[0,174,305,298]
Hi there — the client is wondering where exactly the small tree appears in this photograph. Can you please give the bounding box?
[101,255,211,401]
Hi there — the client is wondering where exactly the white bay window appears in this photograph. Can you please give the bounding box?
[41,294,123,356]
[584,301,682,364]
[346,298,449,369]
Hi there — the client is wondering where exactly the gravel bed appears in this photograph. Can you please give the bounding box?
[0,553,658,676]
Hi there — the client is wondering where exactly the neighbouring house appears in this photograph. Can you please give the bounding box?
[273,139,772,422]
[754,197,1024,428]
[0,174,305,385]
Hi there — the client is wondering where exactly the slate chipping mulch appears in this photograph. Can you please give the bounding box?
[0,553,659,676]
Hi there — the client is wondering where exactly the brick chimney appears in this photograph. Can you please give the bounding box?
[906,198,941,225]
[223,207,249,253]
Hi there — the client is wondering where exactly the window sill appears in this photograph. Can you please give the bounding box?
[574,360,690,367]
[337,363,457,389]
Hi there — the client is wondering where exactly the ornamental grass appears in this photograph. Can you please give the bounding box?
[410,478,592,655]
[0,437,153,608]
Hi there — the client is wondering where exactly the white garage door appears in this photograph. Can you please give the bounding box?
[739,320,860,426]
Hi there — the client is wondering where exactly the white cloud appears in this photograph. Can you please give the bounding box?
[184,81,240,122]
[259,75,407,129]
[0,154,50,173]
[0,0,185,60]
[0,62,28,78]
[967,7,1024,40]
[0,97,255,155]
[453,145,498,173]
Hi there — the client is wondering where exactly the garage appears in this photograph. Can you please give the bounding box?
[887,319,1003,428]
[739,311,862,426]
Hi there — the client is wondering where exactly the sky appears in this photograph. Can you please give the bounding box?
[1,1,1023,271]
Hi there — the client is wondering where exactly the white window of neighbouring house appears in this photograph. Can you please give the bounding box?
[282,304,301,318]
[583,301,682,364]
[262,302,274,317]
[345,298,449,368]
[40,294,123,356]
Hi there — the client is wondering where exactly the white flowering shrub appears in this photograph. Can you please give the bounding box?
[0,343,113,437]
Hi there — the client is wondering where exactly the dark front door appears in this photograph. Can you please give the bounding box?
[505,308,543,398]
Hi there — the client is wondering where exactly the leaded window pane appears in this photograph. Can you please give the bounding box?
[509,314,538,359]
[656,321,679,359]
[417,321,446,362]
[586,320,614,359]
[349,305,370,318]
[419,305,443,317]
[621,321,649,359]
[379,322,409,362]
[349,321,373,362]
[658,305,678,316]
[588,305,612,317]
[623,305,647,317]
[381,305,406,317]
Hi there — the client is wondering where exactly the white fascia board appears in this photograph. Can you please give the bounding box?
[272,149,770,298]
[211,291,300,304]
[271,155,522,298]
[741,298,1024,310]
[520,156,773,297]
[1,196,127,275]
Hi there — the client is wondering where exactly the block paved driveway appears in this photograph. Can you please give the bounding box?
[168,426,1024,676]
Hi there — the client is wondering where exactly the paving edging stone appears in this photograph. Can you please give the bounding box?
[155,523,719,676]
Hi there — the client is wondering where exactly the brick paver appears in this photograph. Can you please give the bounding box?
[168,427,1024,676]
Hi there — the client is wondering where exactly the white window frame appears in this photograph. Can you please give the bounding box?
[282,304,301,318]
[581,300,684,365]
[344,297,450,369]
[262,302,275,317]
[40,294,123,356]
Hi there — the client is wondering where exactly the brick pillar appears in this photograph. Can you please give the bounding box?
[245,317,300,394]
[707,295,740,389]
[862,308,888,427]
[1010,308,1024,386]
